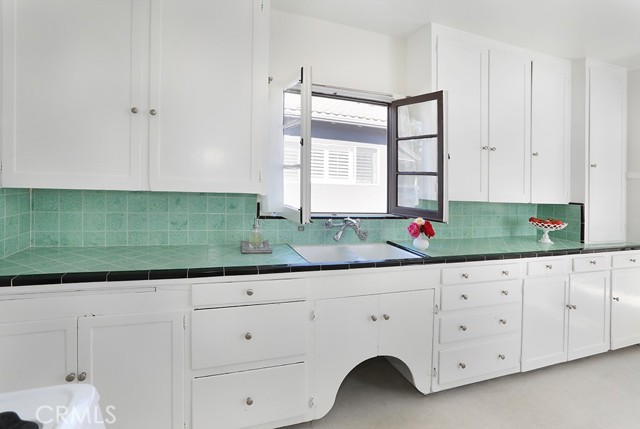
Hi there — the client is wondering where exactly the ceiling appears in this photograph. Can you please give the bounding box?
[271,0,640,69]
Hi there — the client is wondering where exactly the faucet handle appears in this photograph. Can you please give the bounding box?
[358,229,369,241]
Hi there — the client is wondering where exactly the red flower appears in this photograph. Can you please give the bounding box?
[407,219,436,239]
[423,221,435,239]
[407,222,421,238]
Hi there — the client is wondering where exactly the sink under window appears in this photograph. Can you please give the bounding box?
[291,243,423,263]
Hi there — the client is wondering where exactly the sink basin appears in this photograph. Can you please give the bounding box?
[291,243,422,263]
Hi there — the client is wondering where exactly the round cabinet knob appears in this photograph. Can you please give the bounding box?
[458,363,466,369]
[130,107,139,114]
[245,332,253,340]
[501,290,509,296]
[490,147,497,151]
[77,372,87,382]
[246,397,254,406]
[613,297,620,302]
[482,146,489,151]
[371,315,378,322]
[546,264,553,270]
[459,325,467,331]
[590,163,597,168]
[498,354,506,360]
[246,289,254,296]
[590,260,597,265]
[630,258,637,263]
[461,273,469,279]
[65,373,76,382]
[566,304,572,309]
[502,270,509,276]
[499,319,507,325]
[149,109,158,116]
[461,294,469,300]
[573,305,577,310]
[383,314,390,321]
[532,152,539,156]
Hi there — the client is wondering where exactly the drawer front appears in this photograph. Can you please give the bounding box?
[573,255,610,272]
[192,301,306,370]
[192,363,307,429]
[439,308,521,344]
[440,280,521,311]
[438,338,520,385]
[612,253,640,268]
[441,263,521,285]
[527,258,569,276]
[192,278,306,307]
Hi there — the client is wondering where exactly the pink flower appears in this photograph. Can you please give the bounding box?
[407,222,421,238]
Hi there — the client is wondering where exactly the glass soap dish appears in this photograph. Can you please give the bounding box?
[241,240,273,254]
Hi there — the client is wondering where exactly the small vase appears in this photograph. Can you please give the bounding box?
[413,234,429,251]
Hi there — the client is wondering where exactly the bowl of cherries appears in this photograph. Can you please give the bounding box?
[528,217,567,244]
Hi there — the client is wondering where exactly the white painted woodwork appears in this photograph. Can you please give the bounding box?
[77,312,184,429]
[530,59,571,203]
[0,318,77,393]
[438,308,520,344]
[441,262,521,285]
[611,252,640,268]
[527,258,569,276]
[192,278,307,307]
[488,49,531,203]
[610,268,640,349]
[439,280,521,311]
[1,0,145,190]
[149,0,268,194]
[522,277,570,371]
[192,363,307,429]
[435,35,489,201]
[191,301,306,370]
[572,255,610,272]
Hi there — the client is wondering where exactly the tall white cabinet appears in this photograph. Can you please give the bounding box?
[1,0,268,193]
[572,59,627,243]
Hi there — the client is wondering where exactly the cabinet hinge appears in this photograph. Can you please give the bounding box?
[268,76,273,84]
[310,310,317,321]
[432,367,438,378]
[183,315,186,330]
[434,304,439,314]
[309,397,316,408]
[300,137,304,146]
[260,0,264,11]
[258,171,262,182]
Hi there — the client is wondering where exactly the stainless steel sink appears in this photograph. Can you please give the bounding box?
[290,243,422,263]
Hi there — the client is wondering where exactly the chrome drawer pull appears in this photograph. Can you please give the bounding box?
[501,290,509,296]
[459,325,467,332]
[458,363,466,369]
[65,373,76,382]
[546,264,553,269]
[613,297,620,302]
[245,332,253,340]
[631,258,637,263]
[461,294,469,300]
[461,273,469,279]
[246,289,254,296]
[498,354,506,360]
[383,314,390,321]
[566,304,577,310]
[499,319,507,325]
[590,260,597,265]
[246,397,254,406]
[78,372,87,382]
[371,315,378,322]
[502,270,509,276]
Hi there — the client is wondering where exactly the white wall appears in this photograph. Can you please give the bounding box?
[627,69,640,242]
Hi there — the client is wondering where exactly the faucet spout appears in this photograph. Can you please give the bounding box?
[326,217,368,242]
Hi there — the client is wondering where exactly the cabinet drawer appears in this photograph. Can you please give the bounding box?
[192,278,306,307]
[612,253,640,268]
[440,280,521,311]
[437,338,520,385]
[441,263,521,285]
[527,258,569,276]
[439,308,520,344]
[192,302,306,370]
[192,363,306,429]
[573,255,610,272]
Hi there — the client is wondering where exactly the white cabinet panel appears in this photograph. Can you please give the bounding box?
[488,49,531,203]
[1,0,144,190]
[531,60,571,203]
[439,308,520,344]
[440,280,521,311]
[611,268,640,349]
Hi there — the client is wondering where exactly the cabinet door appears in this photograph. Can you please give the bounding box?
[568,272,610,360]
[611,269,640,350]
[521,277,569,371]
[1,0,144,190]
[587,65,627,242]
[314,295,378,419]
[488,49,531,203]
[436,36,488,201]
[378,290,434,394]
[77,312,184,429]
[148,0,268,193]
[0,318,77,393]
[531,60,571,204]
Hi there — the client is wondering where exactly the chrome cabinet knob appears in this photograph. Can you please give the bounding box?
[65,373,76,382]
[532,152,539,156]
[461,273,469,279]
[566,304,577,310]
[613,297,620,302]
[590,260,597,265]
[130,107,138,114]
[498,354,506,360]
[490,147,497,151]
[459,363,466,369]
[150,109,158,116]
[546,264,553,269]
[482,146,489,151]
[461,294,469,300]
[590,163,597,168]
[499,319,507,325]
[630,258,637,263]
[246,397,254,406]
[371,315,378,322]
[459,325,467,331]
[501,290,509,296]
[246,289,254,296]
[78,372,87,382]
[383,314,390,321]
[245,332,253,340]
[502,270,509,276]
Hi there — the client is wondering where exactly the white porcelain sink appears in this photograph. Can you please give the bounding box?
[0,384,105,429]
[291,243,422,263]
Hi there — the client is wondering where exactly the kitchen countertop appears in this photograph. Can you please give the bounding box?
[0,236,638,287]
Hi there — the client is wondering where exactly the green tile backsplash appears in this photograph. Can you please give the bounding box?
[0,189,582,251]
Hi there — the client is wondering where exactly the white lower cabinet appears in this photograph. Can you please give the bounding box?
[313,289,434,419]
[611,264,640,350]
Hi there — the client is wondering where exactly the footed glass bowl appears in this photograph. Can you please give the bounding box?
[529,220,567,244]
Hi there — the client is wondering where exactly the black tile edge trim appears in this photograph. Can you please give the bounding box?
[149,269,189,280]
[564,249,582,255]
[465,255,486,262]
[484,254,506,261]
[375,260,402,268]
[536,251,555,257]
[107,270,150,282]
[320,263,350,271]
[13,273,65,286]
[224,266,259,276]
[258,264,291,274]
[348,261,377,269]
[502,253,522,261]
[289,263,322,272]
[62,271,109,284]
[399,258,425,266]
[444,256,468,263]
[188,267,224,278]
[519,252,539,259]
[424,257,447,264]
[0,275,16,287]
[385,241,426,257]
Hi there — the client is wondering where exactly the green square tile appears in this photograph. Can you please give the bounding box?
[168,193,189,213]
[106,213,127,231]
[4,237,18,256]
[149,213,169,231]
[189,194,207,213]
[243,195,257,215]
[127,231,149,246]
[35,232,60,247]
[168,231,188,245]
[83,232,105,246]
[106,232,128,246]
[226,215,244,231]
[169,213,188,231]
[128,192,149,212]
[149,231,169,245]
[226,196,244,214]
[60,232,83,247]
[33,189,59,211]
[207,214,225,230]
[83,213,106,231]
[60,213,83,232]
[207,231,225,245]
[149,192,169,212]
[128,213,149,230]
[106,191,128,212]
[188,231,207,245]
[19,213,31,234]
[33,212,58,232]
[59,190,83,212]
[189,214,207,231]
[82,191,106,212]
[5,194,20,216]
[225,230,244,244]
[207,195,226,213]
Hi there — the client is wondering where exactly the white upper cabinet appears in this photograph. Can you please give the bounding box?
[572,59,627,243]
[149,0,268,193]
[1,0,268,193]
[531,59,571,204]
[488,48,531,203]
[1,0,145,190]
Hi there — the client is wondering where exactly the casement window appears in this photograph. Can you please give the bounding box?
[282,67,446,223]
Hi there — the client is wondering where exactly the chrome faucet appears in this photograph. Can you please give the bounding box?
[324,218,369,242]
